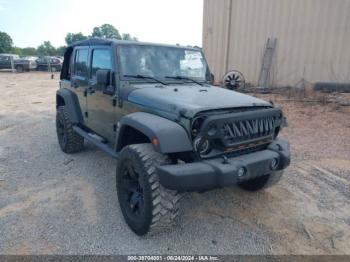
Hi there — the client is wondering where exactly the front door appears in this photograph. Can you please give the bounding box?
[71,47,89,123]
[0,56,10,69]
[86,47,116,144]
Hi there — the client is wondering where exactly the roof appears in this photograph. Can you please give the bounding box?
[68,38,200,51]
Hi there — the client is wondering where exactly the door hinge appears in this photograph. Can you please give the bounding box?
[85,112,88,118]
[113,124,117,132]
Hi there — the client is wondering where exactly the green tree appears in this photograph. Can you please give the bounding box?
[122,33,132,41]
[0,31,13,53]
[56,46,67,56]
[91,24,121,39]
[37,41,56,56]
[65,32,87,45]
[12,47,23,56]
[121,33,138,41]
[21,47,38,56]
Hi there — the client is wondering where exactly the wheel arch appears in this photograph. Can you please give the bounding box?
[56,88,83,124]
[116,112,193,154]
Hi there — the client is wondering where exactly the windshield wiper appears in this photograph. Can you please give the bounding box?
[165,75,203,86]
[124,74,167,85]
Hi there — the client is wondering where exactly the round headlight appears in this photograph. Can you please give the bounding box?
[191,117,205,137]
[193,136,211,155]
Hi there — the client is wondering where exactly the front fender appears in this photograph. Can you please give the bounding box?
[116,112,193,154]
[56,88,83,124]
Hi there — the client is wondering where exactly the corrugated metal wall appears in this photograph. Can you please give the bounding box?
[203,0,350,86]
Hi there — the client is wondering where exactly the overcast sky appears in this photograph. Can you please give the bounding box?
[0,0,203,48]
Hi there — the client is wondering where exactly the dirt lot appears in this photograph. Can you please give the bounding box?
[0,71,349,255]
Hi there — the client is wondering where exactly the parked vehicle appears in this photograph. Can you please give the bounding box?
[0,54,37,72]
[36,56,62,72]
[22,56,39,61]
[56,38,291,235]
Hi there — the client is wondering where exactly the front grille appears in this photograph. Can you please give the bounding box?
[221,116,276,146]
[195,107,283,159]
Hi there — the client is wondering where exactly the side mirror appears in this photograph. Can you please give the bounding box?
[96,69,110,86]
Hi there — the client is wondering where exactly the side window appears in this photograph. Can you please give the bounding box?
[74,49,89,78]
[91,49,112,78]
[0,56,9,61]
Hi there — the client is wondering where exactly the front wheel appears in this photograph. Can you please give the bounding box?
[16,65,24,73]
[117,144,181,236]
[238,171,283,191]
[56,106,84,153]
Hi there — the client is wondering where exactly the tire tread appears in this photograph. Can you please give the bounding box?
[128,144,181,235]
[56,106,84,153]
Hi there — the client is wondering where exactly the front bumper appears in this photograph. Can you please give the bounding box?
[157,139,290,191]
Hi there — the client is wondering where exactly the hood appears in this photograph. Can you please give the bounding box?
[127,84,271,118]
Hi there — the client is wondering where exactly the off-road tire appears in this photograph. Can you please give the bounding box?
[117,144,181,236]
[238,171,283,191]
[56,106,84,153]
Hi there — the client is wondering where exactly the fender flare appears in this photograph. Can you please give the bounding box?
[116,112,193,154]
[56,88,83,124]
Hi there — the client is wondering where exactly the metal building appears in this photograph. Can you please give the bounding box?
[203,0,350,87]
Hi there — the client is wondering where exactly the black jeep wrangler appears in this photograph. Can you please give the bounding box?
[56,38,290,235]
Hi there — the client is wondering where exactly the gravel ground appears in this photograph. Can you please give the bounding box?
[0,72,349,255]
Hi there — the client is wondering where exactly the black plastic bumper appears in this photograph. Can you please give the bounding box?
[157,139,291,191]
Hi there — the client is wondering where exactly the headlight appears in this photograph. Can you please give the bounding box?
[193,136,211,155]
[191,117,205,137]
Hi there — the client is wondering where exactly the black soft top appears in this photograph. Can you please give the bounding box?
[67,38,199,50]
[67,38,113,48]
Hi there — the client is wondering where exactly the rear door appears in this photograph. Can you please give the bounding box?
[86,47,116,144]
[71,47,89,123]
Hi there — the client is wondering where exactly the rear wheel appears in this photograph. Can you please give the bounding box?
[56,106,84,153]
[16,65,24,73]
[117,144,181,236]
[238,171,283,191]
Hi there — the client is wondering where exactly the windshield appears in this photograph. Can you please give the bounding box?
[119,45,208,82]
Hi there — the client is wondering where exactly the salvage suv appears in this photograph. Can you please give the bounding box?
[56,38,290,235]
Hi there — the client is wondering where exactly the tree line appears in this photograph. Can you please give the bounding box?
[0,24,138,57]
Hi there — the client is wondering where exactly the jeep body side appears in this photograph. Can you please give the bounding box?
[56,38,290,235]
